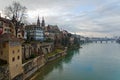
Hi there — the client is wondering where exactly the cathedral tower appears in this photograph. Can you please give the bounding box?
[37,16,40,27]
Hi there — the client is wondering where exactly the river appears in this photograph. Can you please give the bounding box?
[32,42,120,80]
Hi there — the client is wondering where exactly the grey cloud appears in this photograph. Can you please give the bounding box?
[0,0,120,37]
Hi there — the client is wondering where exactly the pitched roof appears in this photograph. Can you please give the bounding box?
[0,17,15,29]
[0,33,20,42]
[47,25,60,33]
[0,17,11,24]
[25,25,42,30]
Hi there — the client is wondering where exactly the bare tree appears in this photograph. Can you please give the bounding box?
[4,1,27,36]
[5,1,27,23]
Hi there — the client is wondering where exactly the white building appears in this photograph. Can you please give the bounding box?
[24,17,45,41]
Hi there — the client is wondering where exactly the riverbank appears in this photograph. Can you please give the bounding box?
[25,48,67,80]
[68,44,81,50]
[29,55,66,80]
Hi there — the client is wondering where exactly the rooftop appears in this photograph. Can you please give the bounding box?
[0,33,20,42]
[0,17,12,24]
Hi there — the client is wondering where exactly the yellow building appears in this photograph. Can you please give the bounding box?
[0,16,16,36]
[17,26,25,39]
[0,33,23,80]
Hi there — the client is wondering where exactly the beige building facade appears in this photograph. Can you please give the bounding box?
[0,33,23,80]
[0,17,15,36]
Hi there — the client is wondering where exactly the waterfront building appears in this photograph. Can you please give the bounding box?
[15,22,25,39]
[0,16,15,36]
[11,15,25,39]
[41,17,45,29]
[61,30,69,37]
[25,16,44,41]
[0,33,23,80]
[44,25,60,40]
[25,25,44,41]
[80,36,86,43]
[0,15,24,39]
[69,36,75,45]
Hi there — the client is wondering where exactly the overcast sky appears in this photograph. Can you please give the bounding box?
[0,0,120,37]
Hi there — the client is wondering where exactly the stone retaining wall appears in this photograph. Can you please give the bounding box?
[0,65,9,80]
[47,51,66,62]
[22,55,46,79]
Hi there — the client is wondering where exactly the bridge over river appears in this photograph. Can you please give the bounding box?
[90,38,116,43]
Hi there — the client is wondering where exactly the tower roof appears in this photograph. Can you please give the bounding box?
[37,16,40,27]
[41,16,45,27]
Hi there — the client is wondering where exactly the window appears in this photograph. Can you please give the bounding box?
[3,43,6,48]
[1,51,3,55]
[18,35,20,38]
[18,49,20,53]
[12,50,14,54]
[17,56,20,60]
[12,57,15,62]
[4,29,6,31]
[10,29,11,32]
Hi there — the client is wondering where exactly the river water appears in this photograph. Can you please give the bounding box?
[32,42,120,80]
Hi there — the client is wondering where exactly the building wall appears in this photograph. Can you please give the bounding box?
[17,32,23,39]
[0,65,9,80]
[34,30,44,41]
[17,26,25,39]
[45,32,55,40]
[22,44,32,60]
[25,25,44,41]
[8,42,23,79]
[41,45,51,54]
[41,43,53,54]
[0,40,23,79]
[2,25,11,34]
[23,56,46,79]
[0,21,15,36]
[0,41,9,61]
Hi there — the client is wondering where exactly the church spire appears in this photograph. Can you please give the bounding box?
[41,16,45,27]
[37,16,40,27]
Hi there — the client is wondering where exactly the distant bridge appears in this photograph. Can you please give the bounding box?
[90,38,116,43]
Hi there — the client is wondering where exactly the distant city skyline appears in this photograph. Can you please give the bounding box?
[0,0,120,37]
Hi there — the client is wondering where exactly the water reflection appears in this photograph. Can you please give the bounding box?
[63,49,80,64]
[34,49,79,80]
